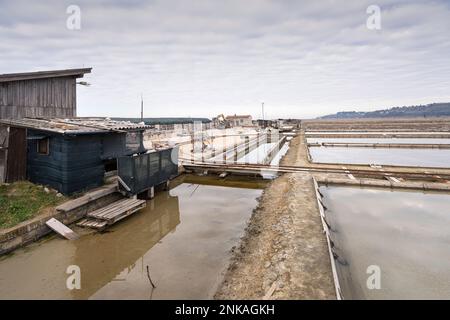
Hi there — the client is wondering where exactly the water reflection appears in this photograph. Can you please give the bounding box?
[320,186,450,299]
[307,138,450,144]
[310,147,450,168]
[209,142,278,164]
[236,143,277,164]
[0,190,180,300]
[71,191,180,299]
[0,176,262,299]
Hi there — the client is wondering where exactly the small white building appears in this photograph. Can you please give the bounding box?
[226,114,253,127]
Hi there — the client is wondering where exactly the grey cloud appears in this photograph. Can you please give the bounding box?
[0,0,449,118]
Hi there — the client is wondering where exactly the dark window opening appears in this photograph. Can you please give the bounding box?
[103,159,118,172]
[37,138,49,155]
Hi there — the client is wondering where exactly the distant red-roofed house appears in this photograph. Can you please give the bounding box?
[225,114,253,127]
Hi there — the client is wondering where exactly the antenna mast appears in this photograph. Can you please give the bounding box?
[140,93,144,122]
[262,102,265,121]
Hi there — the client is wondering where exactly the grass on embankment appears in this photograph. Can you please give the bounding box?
[0,181,66,230]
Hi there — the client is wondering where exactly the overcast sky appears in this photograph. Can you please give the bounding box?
[0,0,449,119]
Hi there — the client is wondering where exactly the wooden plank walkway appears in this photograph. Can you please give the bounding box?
[77,218,108,229]
[77,198,146,230]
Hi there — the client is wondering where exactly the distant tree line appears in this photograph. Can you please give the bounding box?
[318,103,450,119]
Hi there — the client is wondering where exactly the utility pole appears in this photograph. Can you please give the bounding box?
[262,102,265,121]
[140,93,144,122]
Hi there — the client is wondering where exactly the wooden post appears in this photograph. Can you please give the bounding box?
[191,134,194,164]
[222,140,226,164]
[201,134,205,163]
[233,140,238,163]
[211,136,215,163]
[245,136,250,165]
[147,186,155,199]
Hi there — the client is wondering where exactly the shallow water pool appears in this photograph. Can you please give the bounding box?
[319,186,450,299]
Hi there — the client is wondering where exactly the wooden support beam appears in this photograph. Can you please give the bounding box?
[46,218,79,240]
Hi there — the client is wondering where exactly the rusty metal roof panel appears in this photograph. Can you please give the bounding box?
[64,118,151,131]
[0,117,151,135]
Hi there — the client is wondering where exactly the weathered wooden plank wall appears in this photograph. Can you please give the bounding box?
[5,127,27,182]
[0,125,8,183]
[0,76,77,119]
[0,149,6,183]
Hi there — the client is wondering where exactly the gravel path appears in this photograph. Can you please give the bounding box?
[215,134,336,299]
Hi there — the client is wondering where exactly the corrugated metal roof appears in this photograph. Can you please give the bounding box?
[66,117,150,131]
[0,117,150,135]
[0,68,92,83]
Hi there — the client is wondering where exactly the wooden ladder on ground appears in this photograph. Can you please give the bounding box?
[77,198,146,230]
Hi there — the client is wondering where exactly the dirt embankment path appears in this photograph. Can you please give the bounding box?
[215,134,336,299]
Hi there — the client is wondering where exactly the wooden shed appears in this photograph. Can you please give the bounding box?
[0,118,150,194]
[0,68,91,186]
[0,68,91,119]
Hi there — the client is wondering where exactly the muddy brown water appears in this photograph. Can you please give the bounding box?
[320,186,450,299]
[0,175,264,299]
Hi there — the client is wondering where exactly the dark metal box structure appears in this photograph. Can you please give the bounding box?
[118,147,179,195]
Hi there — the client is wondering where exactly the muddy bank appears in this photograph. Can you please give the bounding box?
[215,135,336,299]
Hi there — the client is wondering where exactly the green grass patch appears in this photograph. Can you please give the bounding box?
[0,182,66,230]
